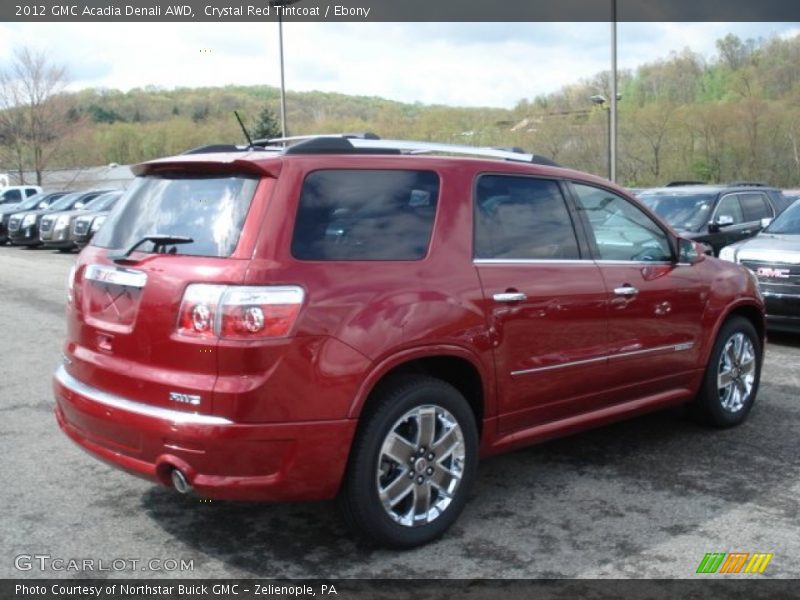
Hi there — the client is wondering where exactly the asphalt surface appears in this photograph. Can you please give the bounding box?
[1,244,799,580]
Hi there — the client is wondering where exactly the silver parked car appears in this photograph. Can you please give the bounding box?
[720,199,800,332]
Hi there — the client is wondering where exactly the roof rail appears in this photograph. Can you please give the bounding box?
[251,132,380,147]
[346,138,560,165]
[727,180,769,187]
[182,143,279,155]
[664,180,707,187]
[183,134,561,166]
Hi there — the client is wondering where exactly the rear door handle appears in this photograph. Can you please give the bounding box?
[613,286,638,297]
[493,292,527,303]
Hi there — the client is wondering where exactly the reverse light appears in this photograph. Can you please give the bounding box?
[177,284,304,340]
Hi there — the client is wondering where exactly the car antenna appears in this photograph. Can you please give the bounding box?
[233,111,254,149]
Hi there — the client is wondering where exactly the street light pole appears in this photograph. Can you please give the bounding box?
[590,94,612,180]
[278,14,287,137]
[610,0,618,183]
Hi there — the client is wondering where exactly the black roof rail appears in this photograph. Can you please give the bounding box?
[251,132,381,148]
[727,181,770,187]
[180,135,561,166]
[664,180,707,187]
[182,143,276,155]
[283,137,400,155]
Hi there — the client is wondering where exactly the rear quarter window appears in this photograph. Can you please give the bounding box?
[291,169,440,261]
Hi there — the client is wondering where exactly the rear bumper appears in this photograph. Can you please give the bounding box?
[53,366,357,501]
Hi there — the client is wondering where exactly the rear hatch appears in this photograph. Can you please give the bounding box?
[65,159,277,418]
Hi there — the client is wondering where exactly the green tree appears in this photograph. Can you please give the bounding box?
[252,107,281,139]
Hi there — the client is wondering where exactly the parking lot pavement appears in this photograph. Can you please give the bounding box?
[1,244,798,579]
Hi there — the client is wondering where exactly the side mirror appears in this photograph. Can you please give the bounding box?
[760,217,772,229]
[75,202,84,209]
[677,238,705,265]
[708,214,735,232]
[38,202,47,209]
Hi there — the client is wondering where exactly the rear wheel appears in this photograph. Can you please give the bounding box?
[692,316,761,427]
[340,375,478,548]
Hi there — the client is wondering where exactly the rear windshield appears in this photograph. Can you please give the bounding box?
[92,175,259,257]
[291,169,440,261]
[639,192,716,231]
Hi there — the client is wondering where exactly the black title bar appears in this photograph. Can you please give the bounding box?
[3,0,800,22]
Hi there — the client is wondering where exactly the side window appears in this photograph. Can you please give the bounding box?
[573,183,672,262]
[739,193,772,221]
[291,169,439,261]
[26,188,37,197]
[715,194,744,224]
[474,175,580,260]
[2,189,22,203]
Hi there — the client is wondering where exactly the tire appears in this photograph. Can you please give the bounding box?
[692,316,762,428]
[339,375,478,548]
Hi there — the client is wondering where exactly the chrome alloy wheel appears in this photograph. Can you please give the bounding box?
[717,332,756,413]
[376,405,466,527]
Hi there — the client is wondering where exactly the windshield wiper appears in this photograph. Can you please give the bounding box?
[109,234,194,263]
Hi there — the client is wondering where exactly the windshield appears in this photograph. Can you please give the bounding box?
[48,192,84,211]
[84,191,122,212]
[15,192,56,211]
[639,193,716,231]
[764,200,800,234]
[92,175,259,257]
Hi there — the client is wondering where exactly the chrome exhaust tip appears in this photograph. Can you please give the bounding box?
[171,469,192,494]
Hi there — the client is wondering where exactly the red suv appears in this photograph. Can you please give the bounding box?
[54,136,765,548]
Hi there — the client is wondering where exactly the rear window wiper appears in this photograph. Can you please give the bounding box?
[108,235,194,263]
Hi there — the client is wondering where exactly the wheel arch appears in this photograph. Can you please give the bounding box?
[347,346,492,438]
[704,300,766,366]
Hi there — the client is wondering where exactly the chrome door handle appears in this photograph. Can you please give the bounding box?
[493,292,527,303]
[613,286,639,297]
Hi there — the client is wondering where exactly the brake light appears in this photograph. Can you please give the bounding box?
[177,284,304,340]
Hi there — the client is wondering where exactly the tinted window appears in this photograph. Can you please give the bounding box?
[92,175,258,257]
[573,184,671,262]
[715,194,744,224]
[1,189,22,203]
[474,176,579,259]
[639,192,715,231]
[292,170,439,261]
[739,193,771,221]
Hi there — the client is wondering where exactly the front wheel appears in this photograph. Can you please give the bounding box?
[339,375,478,548]
[692,316,762,428]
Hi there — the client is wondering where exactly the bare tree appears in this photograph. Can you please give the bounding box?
[0,47,69,185]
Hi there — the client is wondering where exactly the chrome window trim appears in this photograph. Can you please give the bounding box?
[510,342,695,377]
[54,366,233,426]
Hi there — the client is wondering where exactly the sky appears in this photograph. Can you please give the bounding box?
[0,21,799,108]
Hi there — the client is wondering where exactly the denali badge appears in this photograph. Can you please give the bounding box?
[169,392,201,406]
[756,267,790,279]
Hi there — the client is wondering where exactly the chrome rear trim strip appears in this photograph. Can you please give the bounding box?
[54,366,232,426]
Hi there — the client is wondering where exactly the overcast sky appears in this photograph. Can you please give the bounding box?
[1,22,798,108]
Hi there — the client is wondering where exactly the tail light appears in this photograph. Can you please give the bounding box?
[177,284,304,340]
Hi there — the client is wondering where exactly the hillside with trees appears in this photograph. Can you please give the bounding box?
[2,32,800,186]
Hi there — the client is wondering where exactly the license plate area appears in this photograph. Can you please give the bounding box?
[83,264,147,332]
